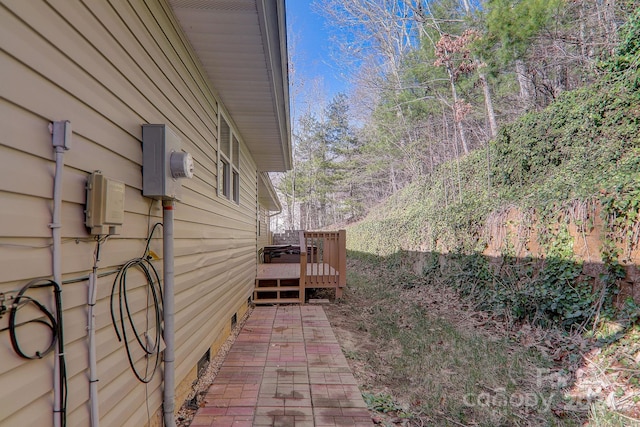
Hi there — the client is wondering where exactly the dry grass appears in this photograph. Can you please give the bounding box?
[324,256,611,426]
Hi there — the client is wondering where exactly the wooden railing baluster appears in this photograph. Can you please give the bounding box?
[300,230,346,300]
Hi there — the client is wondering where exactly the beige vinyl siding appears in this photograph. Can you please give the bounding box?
[257,206,271,250]
[0,0,261,426]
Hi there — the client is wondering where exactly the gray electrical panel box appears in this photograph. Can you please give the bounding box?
[85,171,125,235]
[142,124,193,200]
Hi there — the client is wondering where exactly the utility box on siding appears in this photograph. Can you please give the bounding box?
[142,124,193,200]
[85,171,125,235]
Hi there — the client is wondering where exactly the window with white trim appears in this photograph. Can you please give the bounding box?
[218,114,240,204]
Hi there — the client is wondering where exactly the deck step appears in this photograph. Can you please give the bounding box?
[253,271,302,304]
[254,286,301,292]
[253,298,301,305]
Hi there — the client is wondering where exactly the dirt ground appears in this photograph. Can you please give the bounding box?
[318,259,640,426]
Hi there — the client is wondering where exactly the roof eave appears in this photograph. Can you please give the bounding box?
[168,0,292,172]
[258,172,282,212]
[256,0,292,172]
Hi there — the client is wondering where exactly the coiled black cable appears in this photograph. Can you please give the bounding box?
[9,295,56,359]
[110,223,163,383]
[8,278,67,426]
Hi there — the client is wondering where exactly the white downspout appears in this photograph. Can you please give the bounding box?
[162,199,176,427]
[50,120,70,427]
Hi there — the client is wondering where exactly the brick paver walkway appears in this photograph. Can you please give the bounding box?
[190,305,373,427]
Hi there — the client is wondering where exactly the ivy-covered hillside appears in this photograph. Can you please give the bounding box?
[346,11,640,329]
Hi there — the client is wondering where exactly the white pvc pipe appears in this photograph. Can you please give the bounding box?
[88,268,99,427]
[162,200,176,427]
[51,129,66,427]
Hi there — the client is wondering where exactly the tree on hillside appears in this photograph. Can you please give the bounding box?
[297,0,639,228]
[277,94,361,229]
[480,0,635,110]
[321,94,365,222]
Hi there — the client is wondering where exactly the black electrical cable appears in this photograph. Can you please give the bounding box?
[8,295,56,359]
[144,222,162,257]
[7,278,67,426]
[110,223,163,383]
[53,281,67,427]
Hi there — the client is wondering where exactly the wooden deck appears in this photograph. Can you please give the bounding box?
[254,263,342,304]
[257,263,339,281]
[254,230,347,305]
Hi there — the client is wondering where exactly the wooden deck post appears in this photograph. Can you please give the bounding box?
[299,231,307,304]
[337,229,347,298]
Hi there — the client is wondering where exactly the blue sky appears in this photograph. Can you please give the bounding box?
[286,1,349,109]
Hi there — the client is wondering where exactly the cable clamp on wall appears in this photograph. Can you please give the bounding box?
[0,293,6,318]
[49,222,62,229]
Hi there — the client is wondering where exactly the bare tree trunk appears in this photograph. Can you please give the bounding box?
[411,2,471,156]
[515,59,533,108]
[299,204,306,231]
[286,199,295,230]
[595,0,619,55]
[390,163,398,193]
[604,0,619,54]
[486,137,491,191]
[555,59,568,96]
[441,106,450,208]
[450,113,463,203]
[579,3,588,61]
[291,168,297,229]
[478,68,498,139]
[446,65,469,154]
[457,0,498,140]
[428,134,434,174]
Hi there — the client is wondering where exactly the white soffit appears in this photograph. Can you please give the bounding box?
[169,0,292,172]
[258,172,281,212]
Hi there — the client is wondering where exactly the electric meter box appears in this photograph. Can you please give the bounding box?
[142,124,194,200]
[85,171,125,235]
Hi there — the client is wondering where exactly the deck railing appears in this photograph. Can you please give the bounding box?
[299,230,347,300]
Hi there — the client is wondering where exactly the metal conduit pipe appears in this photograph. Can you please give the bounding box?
[162,199,176,427]
[50,121,70,427]
[88,267,99,426]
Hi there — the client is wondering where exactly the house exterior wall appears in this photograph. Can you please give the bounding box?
[257,206,273,251]
[0,1,268,425]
